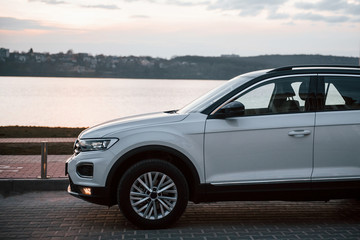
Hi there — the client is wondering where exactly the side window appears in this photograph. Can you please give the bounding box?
[323,76,360,111]
[236,83,274,112]
[234,76,311,116]
[325,83,345,106]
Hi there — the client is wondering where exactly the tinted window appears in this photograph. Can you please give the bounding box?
[323,76,360,111]
[233,76,311,116]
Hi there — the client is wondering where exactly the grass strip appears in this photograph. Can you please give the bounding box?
[0,143,74,155]
[0,126,86,138]
[0,126,86,155]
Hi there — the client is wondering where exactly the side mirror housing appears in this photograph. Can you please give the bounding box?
[214,101,245,119]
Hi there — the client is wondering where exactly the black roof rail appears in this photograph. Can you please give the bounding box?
[269,65,360,73]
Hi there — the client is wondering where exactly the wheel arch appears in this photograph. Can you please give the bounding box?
[106,145,202,205]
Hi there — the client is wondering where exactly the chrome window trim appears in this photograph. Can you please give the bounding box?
[317,74,360,77]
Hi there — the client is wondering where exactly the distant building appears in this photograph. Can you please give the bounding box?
[35,54,46,63]
[0,48,10,59]
[14,54,27,63]
[221,54,240,58]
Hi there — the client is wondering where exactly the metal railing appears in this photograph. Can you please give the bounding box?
[40,141,48,179]
[0,138,75,179]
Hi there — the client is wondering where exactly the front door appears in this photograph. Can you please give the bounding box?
[204,75,316,185]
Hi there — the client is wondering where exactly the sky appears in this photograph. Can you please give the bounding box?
[0,0,359,58]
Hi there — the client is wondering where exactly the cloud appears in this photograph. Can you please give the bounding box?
[294,0,360,23]
[0,17,57,30]
[56,0,359,24]
[124,0,209,6]
[29,0,120,10]
[28,0,66,4]
[81,4,120,10]
[208,0,288,16]
[268,11,289,20]
[125,0,291,19]
[295,0,360,14]
[207,0,360,23]
[164,0,210,6]
[294,12,350,23]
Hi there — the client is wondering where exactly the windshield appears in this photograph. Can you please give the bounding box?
[178,70,266,114]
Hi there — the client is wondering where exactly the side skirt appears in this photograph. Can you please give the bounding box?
[193,180,360,203]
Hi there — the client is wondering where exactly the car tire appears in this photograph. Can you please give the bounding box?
[117,159,189,229]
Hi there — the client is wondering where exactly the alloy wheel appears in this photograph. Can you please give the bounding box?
[129,171,178,220]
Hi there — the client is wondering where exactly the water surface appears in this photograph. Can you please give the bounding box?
[0,77,223,127]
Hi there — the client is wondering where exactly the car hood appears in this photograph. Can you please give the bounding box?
[79,111,188,139]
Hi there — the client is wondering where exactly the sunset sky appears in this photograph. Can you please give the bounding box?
[0,0,359,58]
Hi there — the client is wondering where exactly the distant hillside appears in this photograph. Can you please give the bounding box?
[0,49,358,79]
[170,55,359,79]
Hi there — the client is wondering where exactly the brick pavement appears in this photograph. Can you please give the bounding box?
[0,155,70,179]
[0,191,360,239]
[1,139,360,239]
[0,137,73,179]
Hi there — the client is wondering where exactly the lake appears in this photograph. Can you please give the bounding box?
[0,77,223,127]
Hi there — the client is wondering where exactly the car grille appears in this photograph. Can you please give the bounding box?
[76,164,94,178]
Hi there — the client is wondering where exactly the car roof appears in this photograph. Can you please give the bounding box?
[267,65,360,74]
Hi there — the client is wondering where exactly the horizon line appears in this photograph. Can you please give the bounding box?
[1,47,359,59]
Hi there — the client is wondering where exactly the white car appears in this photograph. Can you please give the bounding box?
[66,65,360,229]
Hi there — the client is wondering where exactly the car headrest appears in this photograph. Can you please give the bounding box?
[299,81,309,100]
[276,83,296,98]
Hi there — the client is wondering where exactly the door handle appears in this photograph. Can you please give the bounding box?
[288,130,311,137]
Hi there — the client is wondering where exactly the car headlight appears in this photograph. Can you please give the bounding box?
[74,138,118,154]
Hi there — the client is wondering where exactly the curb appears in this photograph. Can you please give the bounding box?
[0,178,69,196]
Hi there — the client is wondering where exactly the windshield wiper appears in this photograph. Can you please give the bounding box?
[164,109,178,114]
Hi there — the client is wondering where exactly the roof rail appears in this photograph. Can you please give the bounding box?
[269,65,360,73]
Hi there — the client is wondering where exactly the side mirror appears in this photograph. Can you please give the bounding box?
[214,101,245,119]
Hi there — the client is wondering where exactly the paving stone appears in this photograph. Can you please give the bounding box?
[1,191,360,240]
[0,155,70,179]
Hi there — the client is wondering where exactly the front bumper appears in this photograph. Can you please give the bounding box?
[67,176,114,206]
[66,148,116,187]
[65,157,116,206]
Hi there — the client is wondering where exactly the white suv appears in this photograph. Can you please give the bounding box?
[66,65,360,229]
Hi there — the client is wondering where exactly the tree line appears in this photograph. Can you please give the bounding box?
[0,49,358,80]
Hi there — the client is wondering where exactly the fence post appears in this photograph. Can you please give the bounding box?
[40,141,48,179]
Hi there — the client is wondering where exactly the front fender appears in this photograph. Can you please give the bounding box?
[106,113,207,184]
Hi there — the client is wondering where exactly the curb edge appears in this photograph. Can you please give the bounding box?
[0,178,68,196]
